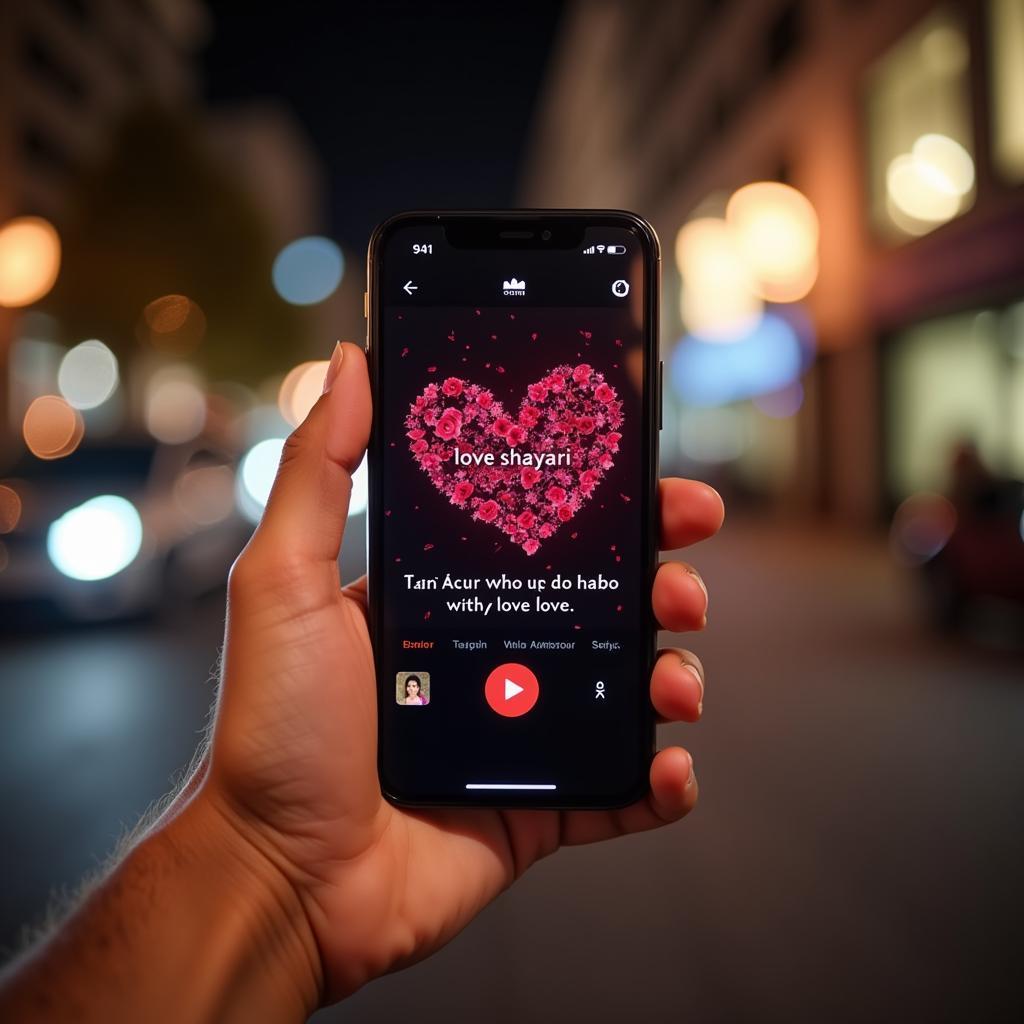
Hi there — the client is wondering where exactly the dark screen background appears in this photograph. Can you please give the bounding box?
[372,220,656,804]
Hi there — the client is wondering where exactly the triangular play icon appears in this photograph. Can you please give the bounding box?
[504,678,524,700]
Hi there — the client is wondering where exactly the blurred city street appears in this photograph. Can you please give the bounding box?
[3,0,1024,1019]
[3,517,1021,1021]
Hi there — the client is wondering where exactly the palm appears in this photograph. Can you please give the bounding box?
[218,561,567,996]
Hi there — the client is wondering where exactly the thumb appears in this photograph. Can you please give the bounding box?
[252,341,372,567]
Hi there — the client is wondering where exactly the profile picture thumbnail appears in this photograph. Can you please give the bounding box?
[396,671,430,706]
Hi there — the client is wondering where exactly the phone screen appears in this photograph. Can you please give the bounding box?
[369,213,659,807]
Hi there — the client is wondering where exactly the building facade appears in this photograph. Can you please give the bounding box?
[523,0,1024,526]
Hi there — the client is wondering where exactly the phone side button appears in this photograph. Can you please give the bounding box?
[658,360,664,430]
[363,290,368,318]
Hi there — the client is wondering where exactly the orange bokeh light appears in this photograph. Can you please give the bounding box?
[0,485,22,533]
[22,395,84,460]
[725,182,819,302]
[0,216,61,307]
[141,294,207,352]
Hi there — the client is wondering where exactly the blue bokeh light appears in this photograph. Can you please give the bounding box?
[272,236,344,306]
[669,310,812,407]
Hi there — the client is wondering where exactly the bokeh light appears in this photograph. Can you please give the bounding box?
[670,312,804,406]
[272,236,344,305]
[47,495,143,581]
[0,484,23,533]
[174,465,236,526]
[725,183,819,302]
[889,494,957,566]
[0,216,61,307]
[22,395,84,460]
[58,339,119,410]
[887,133,974,227]
[237,437,285,523]
[278,360,330,427]
[145,366,207,444]
[675,217,762,341]
[141,294,207,353]
[350,455,368,516]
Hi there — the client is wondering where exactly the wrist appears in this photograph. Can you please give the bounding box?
[160,785,325,1020]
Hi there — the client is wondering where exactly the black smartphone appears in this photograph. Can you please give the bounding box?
[367,210,660,809]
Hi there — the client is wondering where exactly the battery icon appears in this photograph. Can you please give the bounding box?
[605,244,627,254]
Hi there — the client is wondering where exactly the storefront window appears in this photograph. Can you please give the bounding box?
[887,307,1024,500]
[865,8,975,241]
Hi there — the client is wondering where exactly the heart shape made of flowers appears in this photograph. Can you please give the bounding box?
[405,364,624,555]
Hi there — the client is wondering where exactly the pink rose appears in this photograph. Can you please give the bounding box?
[518,405,541,427]
[594,382,615,403]
[527,382,548,403]
[434,408,463,440]
[492,417,512,437]
[577,415,595,434]
[476,391,494,409]
[546,372,566,392]
[546,485,566,505]
[558,504,574,522]
[523,538,540,556]
[498,490,515,504]
[520,466,541,487]
[517,510,535,529]
[579,469,598,493]
[452,481,475,505]
[605,431,622,450]
[421,453,441,470]
[442,376,463,397]
[406,428,425,440]
[475,500,499,523]
[424,407,439,425]
[506,425,526,447]
[572,364,592,384]
[538,523,554,539]
[410,439,428,454]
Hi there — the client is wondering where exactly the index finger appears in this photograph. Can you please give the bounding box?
[659,478,724,550]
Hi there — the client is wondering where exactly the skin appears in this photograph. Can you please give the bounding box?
[0,342,723,1022]
[405,678,421,702]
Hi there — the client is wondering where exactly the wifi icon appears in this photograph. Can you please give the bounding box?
[596,245,606,253]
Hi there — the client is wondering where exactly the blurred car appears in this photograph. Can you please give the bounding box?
[0,438,249,628]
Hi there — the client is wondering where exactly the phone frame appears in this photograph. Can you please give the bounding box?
[366,209,661,809]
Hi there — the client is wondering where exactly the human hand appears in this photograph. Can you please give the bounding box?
[186,341,724,1008]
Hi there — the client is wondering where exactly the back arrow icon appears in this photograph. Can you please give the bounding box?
[403,281,417,295]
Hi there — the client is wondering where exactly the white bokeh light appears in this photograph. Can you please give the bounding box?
[237,437,285,523]
[47,495,143,581]
[58,339,119,410]
[349,455,368,516]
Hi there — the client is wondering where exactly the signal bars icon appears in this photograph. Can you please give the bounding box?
[583,245,596,254]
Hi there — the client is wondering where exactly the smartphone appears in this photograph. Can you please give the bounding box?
[367,210,660,808]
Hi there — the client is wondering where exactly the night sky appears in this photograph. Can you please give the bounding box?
[202,1,565,251]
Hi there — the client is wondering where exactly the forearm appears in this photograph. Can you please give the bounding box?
[0,789,323,1024]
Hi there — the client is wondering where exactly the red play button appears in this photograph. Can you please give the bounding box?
[484,662,540,717]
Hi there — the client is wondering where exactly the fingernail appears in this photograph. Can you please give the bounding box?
[687,569,708,623]
[681,662,704,711]
[686,752,696,788]
[322,342,344,394]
